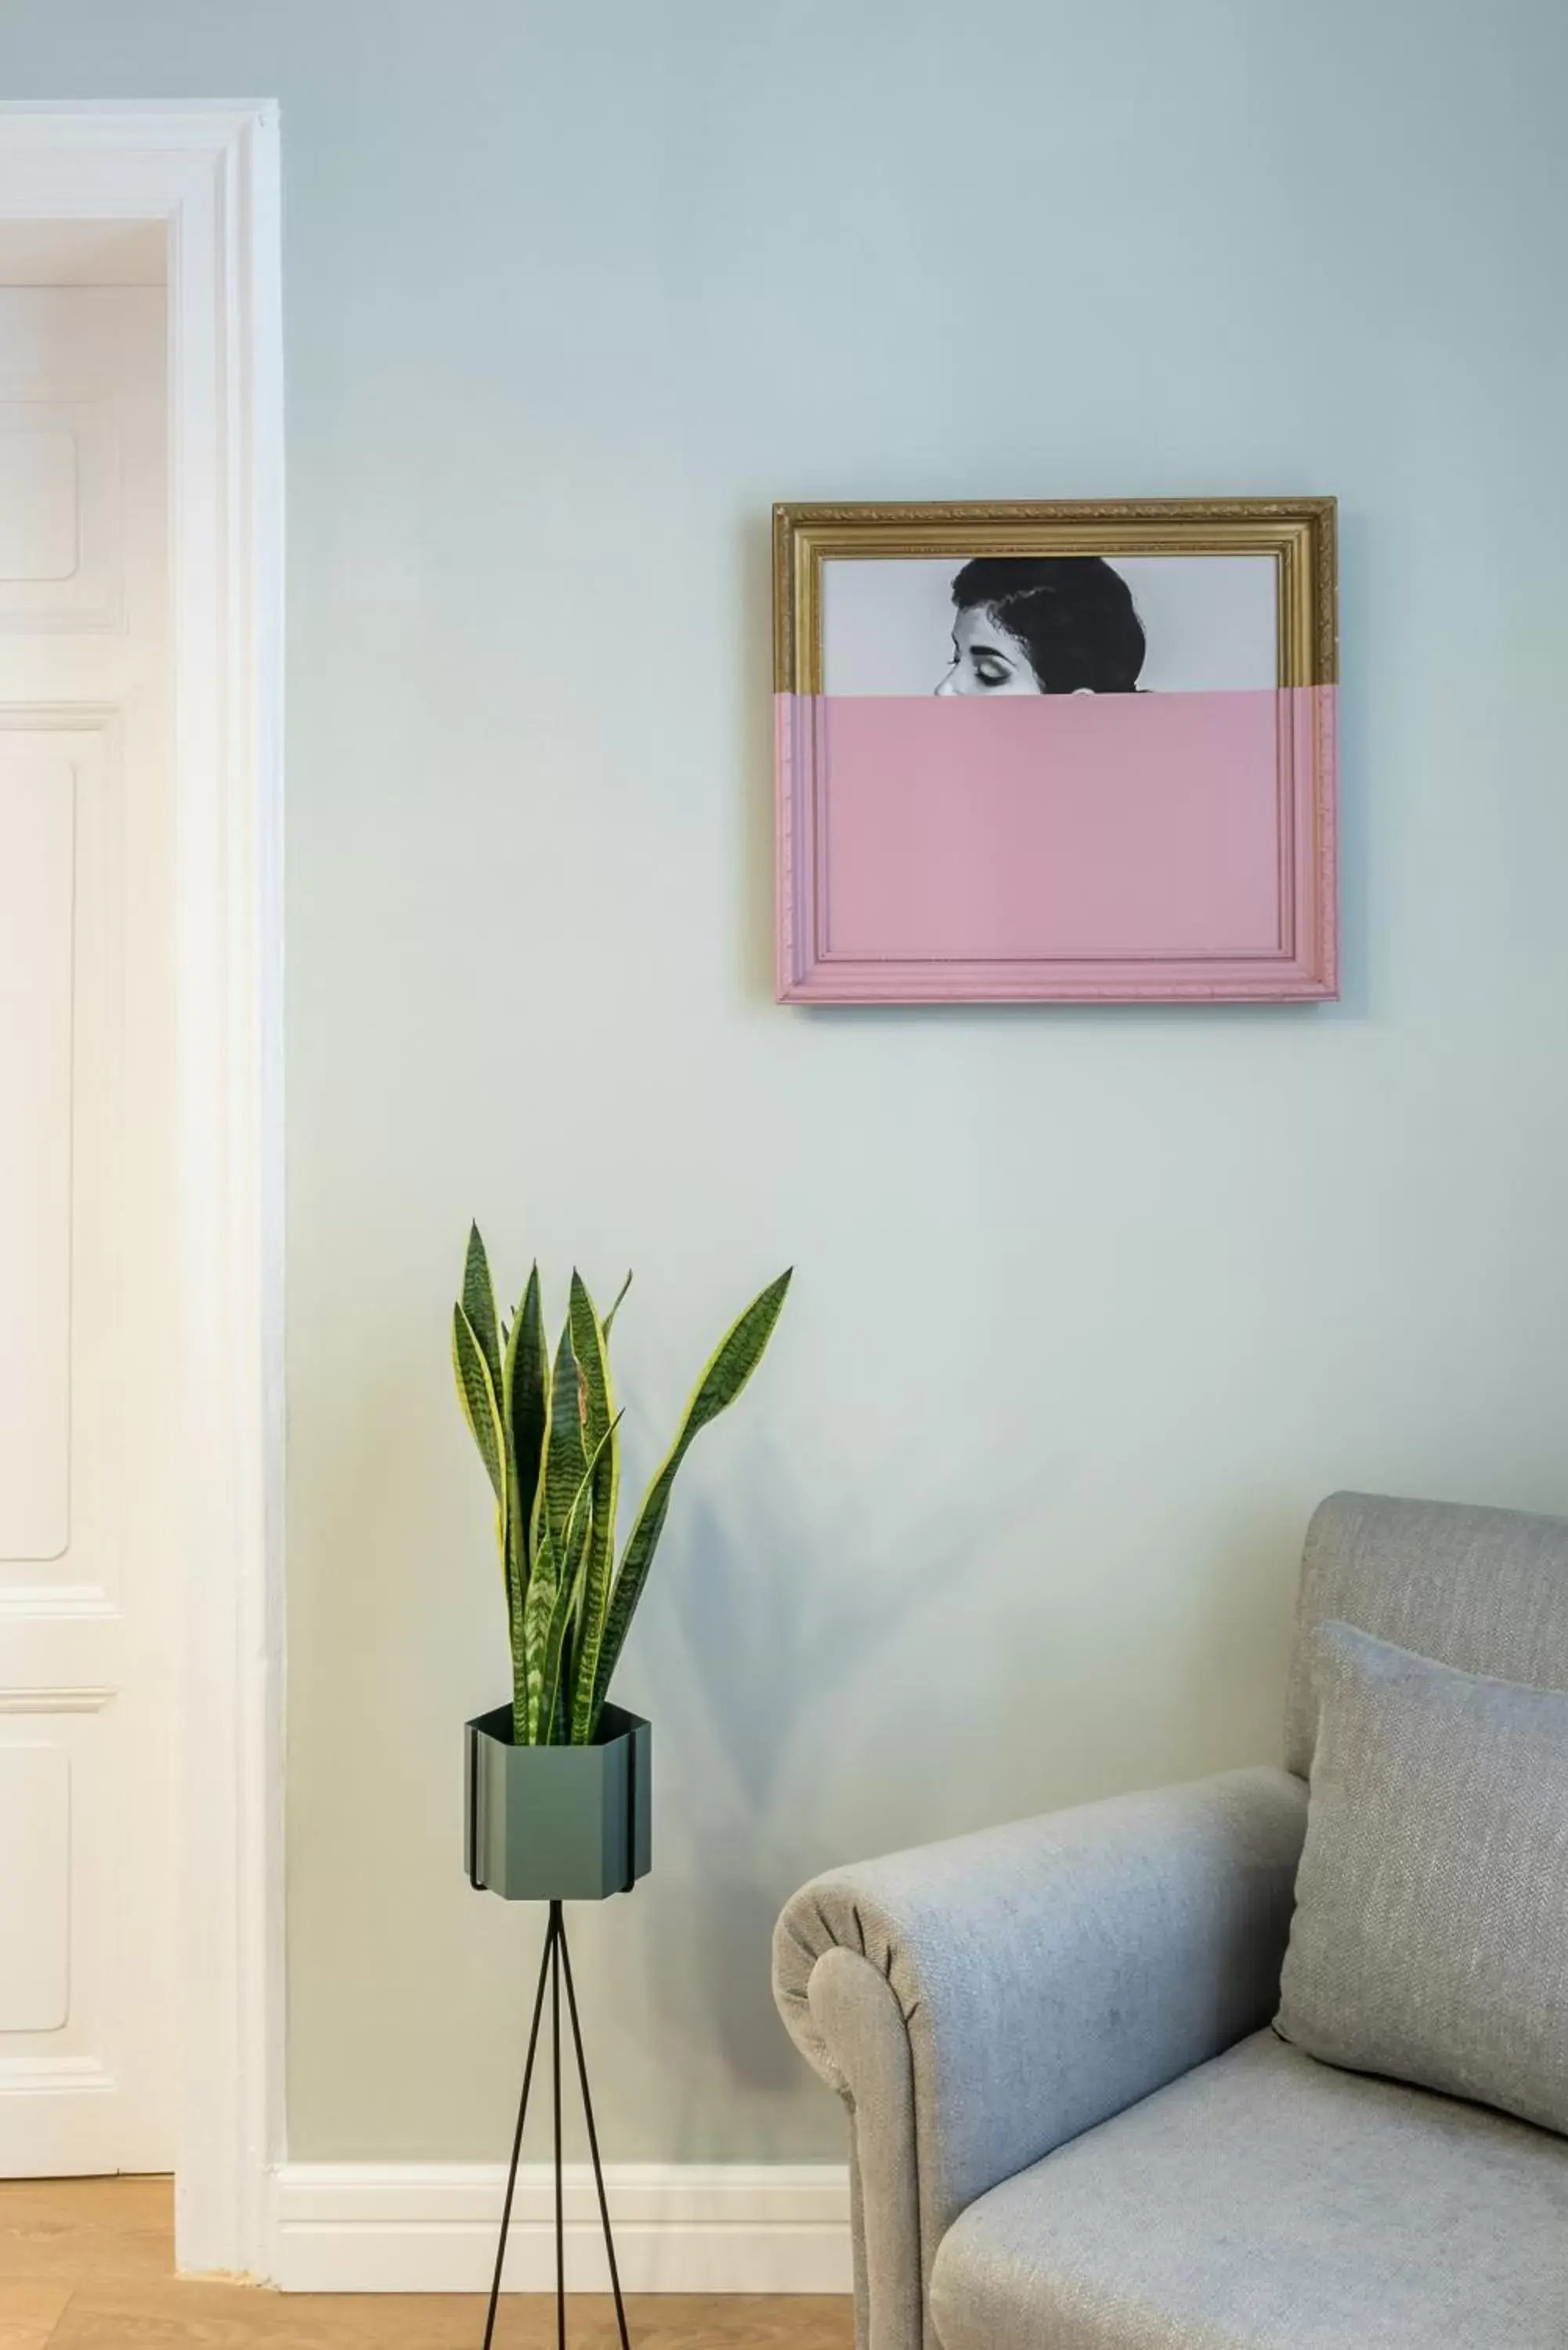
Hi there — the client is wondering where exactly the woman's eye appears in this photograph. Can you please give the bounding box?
[974,660,1009,686]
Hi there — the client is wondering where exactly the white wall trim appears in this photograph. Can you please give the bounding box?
[0,104,285,2281]
[269,2162,852,2295]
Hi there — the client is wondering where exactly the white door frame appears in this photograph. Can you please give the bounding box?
[0,105,284,2278]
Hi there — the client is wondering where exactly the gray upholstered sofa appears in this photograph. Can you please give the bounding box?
[773,1491,1568,2349]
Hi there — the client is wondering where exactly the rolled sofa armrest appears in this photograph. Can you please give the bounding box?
[772,1766,1307,2350]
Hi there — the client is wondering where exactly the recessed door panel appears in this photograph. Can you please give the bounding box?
[0,751,74,1563]
[0,1745,70,2030]
[0,280,172,2175]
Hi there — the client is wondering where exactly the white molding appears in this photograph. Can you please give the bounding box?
[0,105,285,2281]
[269,2163,852,2296]
[0,1589,115,1614]
[0,1686,114,1712]
[0,2056,114,2094]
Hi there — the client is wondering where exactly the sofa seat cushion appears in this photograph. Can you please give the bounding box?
[930,2031,1568,2350]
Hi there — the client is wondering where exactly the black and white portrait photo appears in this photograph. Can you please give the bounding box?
[820,551,1281,698]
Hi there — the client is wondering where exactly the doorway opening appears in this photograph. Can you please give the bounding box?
[0,208,175,2181]
[0,108,283,2282]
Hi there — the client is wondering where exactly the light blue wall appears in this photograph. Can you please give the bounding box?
[5,0,1566,2161]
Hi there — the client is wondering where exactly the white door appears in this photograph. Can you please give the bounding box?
[0,263,176,2174]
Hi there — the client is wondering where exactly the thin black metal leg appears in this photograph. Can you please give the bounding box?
[551,1907,566,2350]
[482,1899,634,2349]
[559,1921,631,2350]
[481,1905,558,2350]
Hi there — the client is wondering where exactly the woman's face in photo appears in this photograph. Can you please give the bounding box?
[934,604,1041,696]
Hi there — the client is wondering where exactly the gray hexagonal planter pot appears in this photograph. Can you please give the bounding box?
[464,1702,651,1901]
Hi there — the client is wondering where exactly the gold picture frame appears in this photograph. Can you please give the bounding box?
[771,496,1339,1006]
[774,497,1338,695]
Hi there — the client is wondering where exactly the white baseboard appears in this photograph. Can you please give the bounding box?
[0,2057,119,2178]
[267,2162,852,2294]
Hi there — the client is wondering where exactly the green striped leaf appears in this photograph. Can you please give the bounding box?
[538,1460,595,1743]
[602,1270,633,1341]
[506,1515,528,1726]
[542,1315,586,1556]
[566,1273,621,1741]
[502,1264,547,1582]
[591,1268,791,1727]
[461,1224,503,1390]
[524,1419,620,1744]
[520,1526,558,1743]
[452,1303,505,1521]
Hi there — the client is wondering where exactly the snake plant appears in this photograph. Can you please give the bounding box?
[452,1228,791,1745]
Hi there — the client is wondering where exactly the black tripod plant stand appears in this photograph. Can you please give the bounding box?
[482,1901,630,2350]
[465,1702,652,2349]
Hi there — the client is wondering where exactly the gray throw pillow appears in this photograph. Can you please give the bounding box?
[1276,1618,1568,2138]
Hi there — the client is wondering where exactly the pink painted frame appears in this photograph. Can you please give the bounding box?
[772,498,1339,1006]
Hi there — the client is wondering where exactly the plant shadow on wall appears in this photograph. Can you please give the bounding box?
[634,1444,1049,2110]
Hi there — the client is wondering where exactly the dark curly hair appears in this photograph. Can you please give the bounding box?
[951,557,1145,692]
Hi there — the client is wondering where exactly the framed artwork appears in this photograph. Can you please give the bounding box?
[773,497,1338,1003]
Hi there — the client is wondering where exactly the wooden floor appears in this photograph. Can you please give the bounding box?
[0,2178,854,2348]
